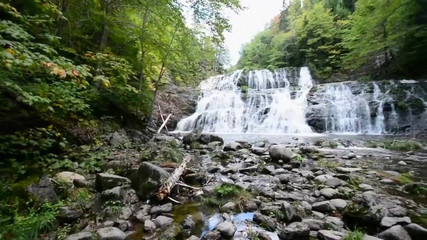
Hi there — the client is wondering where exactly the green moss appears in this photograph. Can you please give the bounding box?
[366,140,423,151]
[317,159,340,169]
[240,85,249,95]
[215,184,242,198]
[396,173,414,185]
[396,102,409,112]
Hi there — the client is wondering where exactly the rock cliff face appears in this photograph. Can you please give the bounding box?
[305,80,427,134]
[152,84,199,131]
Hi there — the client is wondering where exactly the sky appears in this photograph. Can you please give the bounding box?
[224,0,284,66]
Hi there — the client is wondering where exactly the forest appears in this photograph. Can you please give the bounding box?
[236,0,427,80]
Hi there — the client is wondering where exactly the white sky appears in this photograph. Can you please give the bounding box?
[224,0,284,66]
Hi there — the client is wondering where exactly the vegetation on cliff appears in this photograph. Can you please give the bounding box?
[236,0,427,80]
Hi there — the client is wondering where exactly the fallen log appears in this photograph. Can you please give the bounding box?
[156,154,194,201]
[157,113,171,134]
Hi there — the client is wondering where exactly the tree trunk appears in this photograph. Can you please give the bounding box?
[157,155,194,201]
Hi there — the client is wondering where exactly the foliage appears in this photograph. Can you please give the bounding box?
[215,184,242,198]
[0,201,61,240]
[236,0,427,80]
[397,173,414,185]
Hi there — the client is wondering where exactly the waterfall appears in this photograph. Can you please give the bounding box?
[176,67,314,134]
[176,68,427,135]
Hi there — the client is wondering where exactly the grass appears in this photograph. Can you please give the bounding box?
[343,228,364,240]
[366,140,423,152]
[208,183,253,212]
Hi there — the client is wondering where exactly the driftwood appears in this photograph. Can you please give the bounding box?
[158,104,169,132]
[157,113,171,134]
[157,154,194,201]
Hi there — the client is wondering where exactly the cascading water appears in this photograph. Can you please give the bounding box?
[176,68,427,135]
[176,67,314,134]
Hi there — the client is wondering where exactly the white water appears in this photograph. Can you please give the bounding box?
[176,68,425,135]
[176,67,314,134]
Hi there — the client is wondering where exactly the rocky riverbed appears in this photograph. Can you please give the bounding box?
[30,131,427,240]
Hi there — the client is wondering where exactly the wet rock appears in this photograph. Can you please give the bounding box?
[312,201,335,212]
[224,142,242,151]
[154,215,174,228]
[325,178,345,188]
[377,225,411,240]
[199,134,224,144]
[187,236,200,240]
[380,217,411,228]
[315,174,334,183]
[252,147,268,155]
[404,223,427,240]
[362,191,407,223]
[302,219,326,230]
[300,146,319,154]
[269,145,295,163]
[243,200,258,211]
[216,221,236,237]
[300,170,315,179]
[132,162,169,200]
[65,231,92,240]
[96,227,126,240]
[182,214,196,230]
[398,161,407,166]
[150,203,173,214]
[330,199,347,211]
[254,212,277,230]
[320,188,340,199]
[101,187,126,202]
[359,184,374,191]
[56,171,85,184]
[95,173,130,191]
[159,223,182,239]
[73,179,91,188]
[58,207,83,223]
[27,176,58,202]
[144,219,157,232]
[279,222,310,240]
[273,168,287,175]
[318,230,346,240]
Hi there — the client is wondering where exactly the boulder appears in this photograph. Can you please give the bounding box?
[381,217,411,228]
[302,219,326,231]
[199,134,224,144]
[65,231,92,240]
[58,207,83,223]
[101,187,126,202]
[362,191,407,223]
[96,227,126,240]
[216,221,236,237]
[312,201,335,212]
[27,176,58,202]
[95,173,130,191]
[282,201,298,222]
[253,212,278,230]
[150,203,173,214]
[269,145,295,163]
[144,219,157,232]
[279,222,310,240]
[55,172,85,184]
[132,162,170,200]
[159,223,182,239]
[223,142,242,151]
[109,130,129,147]
[202,231,221,240]
[187,236,200,240]
[330,199,347,211]
[359,184,374,191]
[318,230,346,240]
[405,223,427,240]
[182,214,196,230]
[221,202,237,212]
[154,215,174,228]
[377,225,411,240]
[325,216,344,229]
[320,188,340,199]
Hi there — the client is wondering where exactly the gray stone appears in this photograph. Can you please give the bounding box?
[202,231,221,240]
[95,173,130,191]
[330,199,347,211]
[216,221,236,237]
[282,201,298,222]
[109,131,129,146]
[336,167,362,173]
[150,203,173,214]
[65,231,92,240]
[223,142,242,151]
[359,184,374,191]
[252,147,267,155]
[182,214,196,230]
[362,191,407,223]
[96,227,126,240]
[144,219,156,232]
[187,236,200,240]
[320,188,340,199]
[154,215,174,228]
[279,222,310,240]
[312,201,335,212]
[315,174,334,182]
[363,235,382,240]
[244,200,258,211]
[253,212,277,230]
[159,223,182,239]
[269,145,295,163]
[58,207,83,223]
[56,171,85,184]
[132,162,170,200]
[377,225,411,240]
[302,219,325,230]
[405,223,427,240]
[101,187,126,202]
[277,174,291,184]
[380,179,396,185]
[318,230,345,240]
[398,161,407,166]
[381,216,411,228]
[27,176,58,202]
[221,202,237,212]
[325,178,345,188]
[325,216,344,229]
